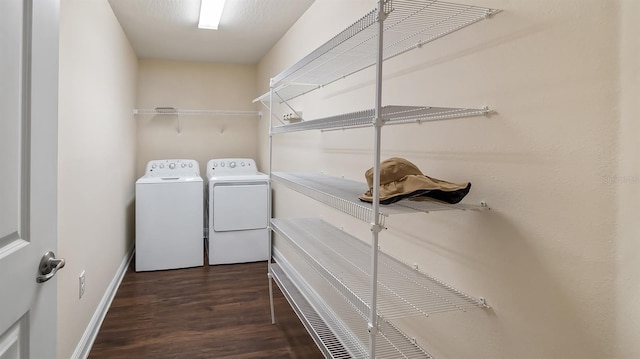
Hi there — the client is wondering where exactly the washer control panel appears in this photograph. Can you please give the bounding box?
[207,158,257,177]
[145,159,200,176]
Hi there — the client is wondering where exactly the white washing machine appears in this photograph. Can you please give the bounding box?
[207,158,269,265]
[136,159,204,271]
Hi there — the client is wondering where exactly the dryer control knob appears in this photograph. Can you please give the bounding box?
[220,162,225,167]
[212,162,217,167]
[240,162,245,167]
[151,164,157,169]
[189,163,193,168]
[169,163,176,169]
[229,161,236,168]
[181,163,186,168]
[159,164,164,168]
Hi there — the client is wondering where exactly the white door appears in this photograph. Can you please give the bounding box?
[0,1,60,358]
[212,183,269,231]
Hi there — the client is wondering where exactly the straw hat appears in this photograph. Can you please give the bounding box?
[359,157,471,205]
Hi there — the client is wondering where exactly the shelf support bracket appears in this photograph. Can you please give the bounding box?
[370,224,384,233]
[256,98,284,125]
[373,116,386,128]
[478,297,490,308]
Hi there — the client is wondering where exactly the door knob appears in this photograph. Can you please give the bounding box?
[36,251,65,283]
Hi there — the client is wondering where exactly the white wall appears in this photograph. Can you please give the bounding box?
[58,0,138,358]
[258,0,634,358]
[615,0,640,357]
[136,60,259,177]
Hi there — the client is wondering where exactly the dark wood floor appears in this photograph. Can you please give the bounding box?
[89,259,323,359]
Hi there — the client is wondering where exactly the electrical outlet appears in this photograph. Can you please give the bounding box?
[79,271,86,299]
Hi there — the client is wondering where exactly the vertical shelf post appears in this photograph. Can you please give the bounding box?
[369,0,388,357]
[268,84,276,325]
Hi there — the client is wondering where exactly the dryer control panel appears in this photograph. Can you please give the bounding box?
[145,159,200,176]
[206,158,258,177]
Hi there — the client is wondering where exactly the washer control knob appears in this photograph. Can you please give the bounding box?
[169,163,176,169]
[151,164,157,169]
[229,161,236,168]
[159,164,164,168]
[221,162,225,167]
[181,163,186,168]
[189,163,193,168]
[240,162,245,167]
[212,162,217,167]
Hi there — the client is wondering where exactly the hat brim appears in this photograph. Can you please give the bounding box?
[359,175,471,205]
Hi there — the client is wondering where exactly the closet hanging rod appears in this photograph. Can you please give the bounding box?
[133,107,261,117]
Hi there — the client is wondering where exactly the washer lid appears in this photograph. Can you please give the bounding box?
[136,176,203,184]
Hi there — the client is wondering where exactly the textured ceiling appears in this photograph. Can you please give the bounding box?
[108,0,315,64]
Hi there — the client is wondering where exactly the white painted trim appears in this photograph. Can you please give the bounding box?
[71,247,134,359]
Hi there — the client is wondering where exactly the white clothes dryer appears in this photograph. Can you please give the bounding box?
[206,158,269,265]
[136,159,204,271]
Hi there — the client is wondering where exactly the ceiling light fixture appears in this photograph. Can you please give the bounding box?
[198,0,226,30]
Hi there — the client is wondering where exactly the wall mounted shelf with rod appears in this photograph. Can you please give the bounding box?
[133,107,261,117]
[133,107,261,134]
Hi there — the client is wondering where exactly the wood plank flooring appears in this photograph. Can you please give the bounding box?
[89,259,323,359]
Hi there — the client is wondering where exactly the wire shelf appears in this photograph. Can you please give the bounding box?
[273,172,384,224]
[271,105,489,134]
[273,248,434,358]
[267,0,499,101]
[273,218,486,320]
[271,260,357,358]
[272,172,488,224]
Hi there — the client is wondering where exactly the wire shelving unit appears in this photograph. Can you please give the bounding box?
[264,0,499,358]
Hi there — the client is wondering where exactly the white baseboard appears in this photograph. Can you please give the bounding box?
[71,247,134,359]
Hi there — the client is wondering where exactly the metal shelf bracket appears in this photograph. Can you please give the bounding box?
[478,297,490,308]
[485,9,501,18]
[373,116,385,127]
[370,224,385,233]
